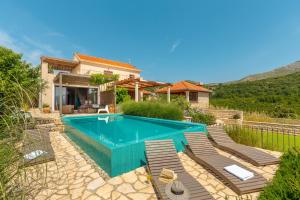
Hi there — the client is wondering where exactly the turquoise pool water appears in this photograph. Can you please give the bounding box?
[63,114,206,176]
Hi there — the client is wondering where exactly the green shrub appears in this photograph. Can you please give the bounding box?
[189,110,216,125]
[171,95,190,111]
[121,101,183,120]
[156,94,190,111]
[116,87,131,104]
[259,148,300,200]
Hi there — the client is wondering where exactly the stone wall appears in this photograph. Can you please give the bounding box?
[198,108,243,125]
[243,120,300,132]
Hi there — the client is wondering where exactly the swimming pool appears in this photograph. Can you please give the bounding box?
[63,114,206,176]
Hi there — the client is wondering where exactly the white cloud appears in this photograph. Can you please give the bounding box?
[0,30,62,65]
[0,31,21,52]
[170,39,181,53]
[23,35,62,56]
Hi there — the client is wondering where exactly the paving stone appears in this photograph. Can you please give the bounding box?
[87,177,105,191]
[122,171,138,183]
[111,191,121,200]
[81,190,93,199]
[139,186,155,194]
[96,184,114,199]
[86,194,102,200]
[56,189,68,195]
[117,194,130,200]
[117,183,136,194]
[134,180,147,190]
[108,176,123,185]
[139,175,148,183]
[90,172,101,179]
[135,167,146,175]
[70,187,84,199]
[128,193,151,200]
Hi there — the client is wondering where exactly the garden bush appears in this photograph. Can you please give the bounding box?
[189,109,216,125]
[116,87,131,104]
[121,101,183,120]
[259,148,300,200]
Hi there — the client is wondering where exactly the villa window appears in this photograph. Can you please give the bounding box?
[189,92,198,102]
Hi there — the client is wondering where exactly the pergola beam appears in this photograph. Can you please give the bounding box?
[114,78,171,102]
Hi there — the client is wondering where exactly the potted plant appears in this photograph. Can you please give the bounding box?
[42,103,50,113]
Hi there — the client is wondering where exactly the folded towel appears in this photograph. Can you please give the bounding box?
[224,164,254,181]
[159,168,177,183]
[24,150,47,160]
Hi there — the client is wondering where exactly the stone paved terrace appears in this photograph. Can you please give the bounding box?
[25,129,282,200]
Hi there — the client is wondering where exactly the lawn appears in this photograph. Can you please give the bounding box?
[225,125,300,152]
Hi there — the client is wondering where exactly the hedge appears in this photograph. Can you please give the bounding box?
[121,101,183,120]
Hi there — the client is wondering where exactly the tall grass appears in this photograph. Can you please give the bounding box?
[225,125,300,152]
[0,80,47,199]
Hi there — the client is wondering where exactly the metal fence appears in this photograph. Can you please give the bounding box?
[224,124,300,152]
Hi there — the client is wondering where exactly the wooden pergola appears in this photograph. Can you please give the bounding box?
[53,74,171,114]
[115,78,172,102]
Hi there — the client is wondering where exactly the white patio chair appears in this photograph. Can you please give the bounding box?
[97,105,109,114]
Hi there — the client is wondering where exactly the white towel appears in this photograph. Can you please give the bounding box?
[24,150,47,160]
[224,164,254,181]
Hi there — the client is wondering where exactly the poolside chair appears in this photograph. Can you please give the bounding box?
[22,128,55,167]
[207,126,280,166]
[184,132,267,195]
[97,105,109,114]
[145,140,213,200]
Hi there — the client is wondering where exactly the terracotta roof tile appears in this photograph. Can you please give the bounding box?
[75,53,141,72]
[157,81,211,93]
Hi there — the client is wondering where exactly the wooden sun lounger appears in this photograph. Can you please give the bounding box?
[22,128,55,167]
[145,140,213,200]
[184,132,267,195]
[207,126,280,166]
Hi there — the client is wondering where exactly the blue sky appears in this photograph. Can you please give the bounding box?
[1,1,300,83]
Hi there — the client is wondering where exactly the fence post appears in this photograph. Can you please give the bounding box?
[294,129,296,148]
[271,128,274,150]
[277,128,279,150]
[260,127,264,148]
[266,127,269,148]
[288,129,290,149]
[282,128,285,152]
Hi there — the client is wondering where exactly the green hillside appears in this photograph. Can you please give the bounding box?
[211,72,300,118]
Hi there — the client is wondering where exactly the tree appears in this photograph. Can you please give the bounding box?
[116,87,131,104]
[0,46,43,110]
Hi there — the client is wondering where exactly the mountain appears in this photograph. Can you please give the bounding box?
[238,61,300,82]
